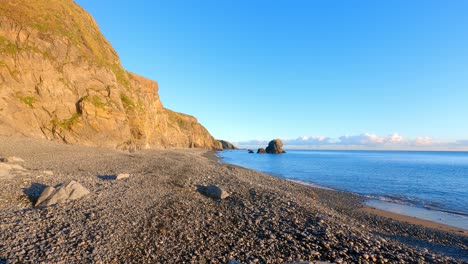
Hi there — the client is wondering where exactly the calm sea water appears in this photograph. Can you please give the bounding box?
[218,150,468,228]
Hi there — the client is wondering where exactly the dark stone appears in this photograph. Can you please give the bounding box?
[257,148,266,154]
[265,139,285,154]
[248,149,254,154]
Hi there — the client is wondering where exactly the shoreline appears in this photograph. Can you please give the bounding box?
[289,179,468,235]
[1,137,467,263]
[217,150,468,235]
[360,206,468,236]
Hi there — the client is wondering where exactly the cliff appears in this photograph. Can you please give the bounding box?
[0,0,221,150]
[218,140,237,150]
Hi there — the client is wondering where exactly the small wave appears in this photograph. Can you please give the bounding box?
[365,195,468,218]
[287,179,334,190]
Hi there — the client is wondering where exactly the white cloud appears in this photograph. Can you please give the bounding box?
[388,133,404,143]
[339,133,383,145]
[414,136,433,145]
[235,133,468,150]
[285,136,331,145]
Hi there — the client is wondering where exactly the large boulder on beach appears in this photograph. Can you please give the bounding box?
[6,156,25,163]
[266,139,286,154]
[35,180,90,207]
[0,163,26,180]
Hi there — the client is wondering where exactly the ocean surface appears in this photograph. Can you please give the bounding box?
[218,150,468,229]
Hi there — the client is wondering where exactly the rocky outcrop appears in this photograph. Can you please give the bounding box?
[257,148,266,154]
[218,140,237,150]
[265,139,286,154]
[0,0,221,150]
[35,180,90,207]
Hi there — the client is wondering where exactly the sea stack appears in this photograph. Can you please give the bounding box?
[265,139,286,154]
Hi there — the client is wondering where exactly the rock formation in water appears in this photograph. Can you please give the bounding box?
[257,148,266,154]
[0,0,221,150]
[265,139,286,154]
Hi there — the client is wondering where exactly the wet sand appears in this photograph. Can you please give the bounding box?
[360,206,468,236]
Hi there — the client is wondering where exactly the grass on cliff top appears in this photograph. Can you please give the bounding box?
[0,0,131,88]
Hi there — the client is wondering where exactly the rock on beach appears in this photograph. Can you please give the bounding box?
[35,180,90,207]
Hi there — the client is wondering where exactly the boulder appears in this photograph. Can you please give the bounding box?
[0,163,26,171]
[257,148,266,154]
[7,156,24,163]
[116,173,130,180]
[199,185,230,200]
[0,169,13,180]
[0,163,26,180]
[265,139,286,154]
[248,149,254,154]
[35,180,90,207]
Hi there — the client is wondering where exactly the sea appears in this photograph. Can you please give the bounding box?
[218,150,468,230]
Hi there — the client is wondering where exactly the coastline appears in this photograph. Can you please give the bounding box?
[1,137,467,263]
[218,150,468,234]
[360,206,468,236]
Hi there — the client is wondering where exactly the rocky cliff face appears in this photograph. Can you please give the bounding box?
[0,0,221,150]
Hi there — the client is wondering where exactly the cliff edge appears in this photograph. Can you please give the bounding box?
[0,0,221,150]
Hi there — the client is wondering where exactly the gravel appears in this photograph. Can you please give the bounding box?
[0,137,467,263]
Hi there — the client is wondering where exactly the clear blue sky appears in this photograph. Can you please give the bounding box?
[75,0,468,146]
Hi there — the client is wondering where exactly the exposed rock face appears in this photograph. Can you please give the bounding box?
[0,0,221,150]
[266,139,285,154]
[35,180,90,207]
[218,140,237,150]
[257,148,266,154]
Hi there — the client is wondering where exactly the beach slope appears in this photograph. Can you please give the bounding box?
[0,137,466,263]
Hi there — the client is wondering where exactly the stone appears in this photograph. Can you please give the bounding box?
[199,185,230,200]
[116,173,130,180]
[0,163,26,171]
[248,149,254,154]
[257,148,266,154]
[7,156,25,163]
[265,139,285,154]
[35,180,90,207]
[0,169,14,180]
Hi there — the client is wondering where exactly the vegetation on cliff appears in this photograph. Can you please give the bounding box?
[0,0,221,150]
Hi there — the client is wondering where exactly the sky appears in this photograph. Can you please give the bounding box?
[75,0,468,150]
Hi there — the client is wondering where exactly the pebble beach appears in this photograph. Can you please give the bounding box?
[0,137,467,263]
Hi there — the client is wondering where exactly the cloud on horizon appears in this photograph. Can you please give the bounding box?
[235,133,468,150]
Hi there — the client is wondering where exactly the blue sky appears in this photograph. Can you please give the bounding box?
[75,0,468,149]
